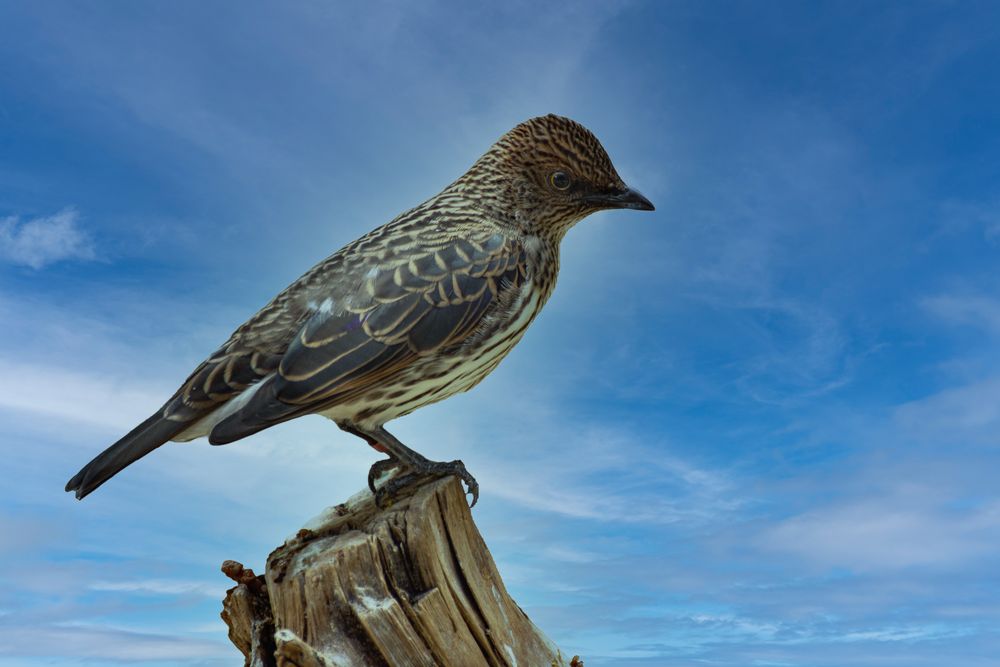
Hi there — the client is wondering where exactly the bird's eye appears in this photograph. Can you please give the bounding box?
[549,171,572,191]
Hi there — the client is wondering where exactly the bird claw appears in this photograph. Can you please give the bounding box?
[440,459,479,508]
[370,458,479,508]
[367,458,402,494]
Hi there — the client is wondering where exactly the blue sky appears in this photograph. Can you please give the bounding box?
[2,1,1000,665]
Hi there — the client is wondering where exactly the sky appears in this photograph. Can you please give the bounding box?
[2,1,1000,665]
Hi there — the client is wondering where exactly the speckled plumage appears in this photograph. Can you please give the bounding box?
[66,114,654,502]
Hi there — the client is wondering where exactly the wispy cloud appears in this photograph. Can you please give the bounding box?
[451,417,744,525]
[0,358,167,432]
[0,208,95,269]
[0,623,230,661]
[758,493,1000,571]
[923,293,1000,335]
[937,198,1000,245]
[89,579,226,598]
[894,375,1000,444]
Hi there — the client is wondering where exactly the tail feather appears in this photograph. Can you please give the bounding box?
[208,377,308,445]
[65,411,187,500]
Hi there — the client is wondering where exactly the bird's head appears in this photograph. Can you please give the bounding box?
[459,114,654,240]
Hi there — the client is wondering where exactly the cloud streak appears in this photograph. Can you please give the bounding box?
[0,208,94,269]
[759,495,1000,571]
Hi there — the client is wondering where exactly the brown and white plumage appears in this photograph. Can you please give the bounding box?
[66,114,654,503]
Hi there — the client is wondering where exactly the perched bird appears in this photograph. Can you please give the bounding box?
[66,114,654,506]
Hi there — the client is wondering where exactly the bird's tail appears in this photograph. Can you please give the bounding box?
[65,411,187,500]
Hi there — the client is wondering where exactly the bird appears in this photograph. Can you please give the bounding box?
[65,114,654,506]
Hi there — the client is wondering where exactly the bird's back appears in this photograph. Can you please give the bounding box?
[171,197,549,442]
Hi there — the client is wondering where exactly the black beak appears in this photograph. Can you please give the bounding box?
[585,186,655,211]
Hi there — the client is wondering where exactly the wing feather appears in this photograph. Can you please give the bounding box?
[208,232,527,443]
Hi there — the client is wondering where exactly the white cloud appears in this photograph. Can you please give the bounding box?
[937,198,1000,245]
[89,578,226,597]
[833,625,972,643]
[0,623,230,661]
[894,375,1000,444]
[467,424,742,525]
[0,208,95,269]
[0,358,166,432]
[758,495,1000,571]
[923,293,1000,335]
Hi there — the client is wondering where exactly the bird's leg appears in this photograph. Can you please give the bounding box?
[347,424,479,508]
[338,423,388,453]
[338,423,402,493]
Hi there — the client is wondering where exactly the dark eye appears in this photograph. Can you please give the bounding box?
[549,170,571,191]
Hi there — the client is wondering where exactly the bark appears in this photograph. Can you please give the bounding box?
[221,476,582,667]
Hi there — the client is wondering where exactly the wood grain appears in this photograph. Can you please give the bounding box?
[221,477,580,667]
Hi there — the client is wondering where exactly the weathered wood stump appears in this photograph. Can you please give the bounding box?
[221,476,581,667]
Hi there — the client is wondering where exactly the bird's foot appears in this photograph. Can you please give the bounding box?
[372,458,479,509]
[367,457,403,494]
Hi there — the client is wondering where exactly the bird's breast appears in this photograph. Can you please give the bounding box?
[319,278,548,428]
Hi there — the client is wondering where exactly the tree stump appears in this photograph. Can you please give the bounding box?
[220,476,581,667]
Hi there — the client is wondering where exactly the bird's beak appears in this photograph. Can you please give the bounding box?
[585,186,655,211]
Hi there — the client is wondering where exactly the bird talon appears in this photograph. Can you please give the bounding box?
[367,459,479,508]
[465,479,480,508]
[443,459,479,507]
[426,459,479,508]
[367,458,400,495]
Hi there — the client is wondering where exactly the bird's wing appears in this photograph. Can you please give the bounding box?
[207,231,528,443]
[158,236,372,425]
